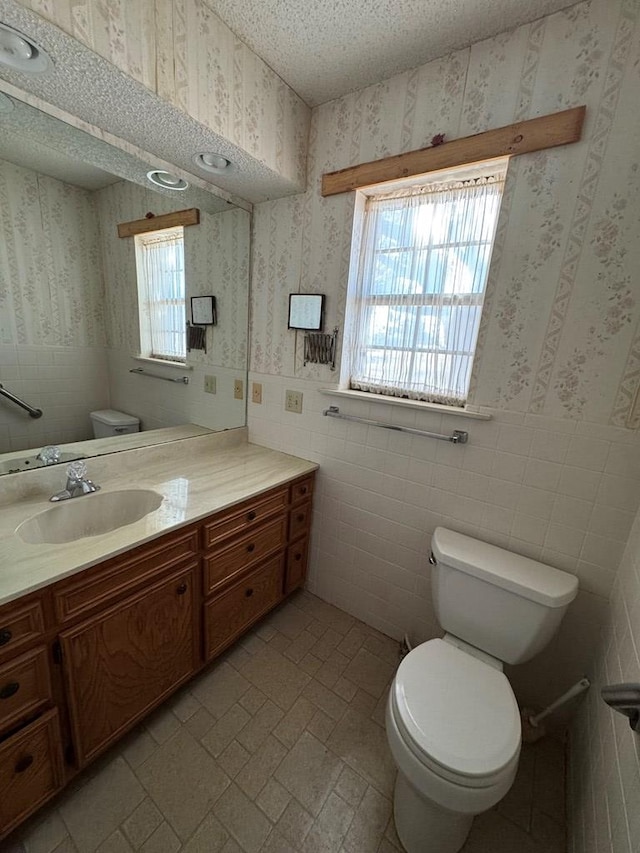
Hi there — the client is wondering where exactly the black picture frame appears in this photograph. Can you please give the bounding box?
[191,295,217,325]
[288,293,325,331]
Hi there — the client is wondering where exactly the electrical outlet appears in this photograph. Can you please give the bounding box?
[252,382,262,404]
[285,390,303,414]
[204,375,216,394]
[234,379,244,400]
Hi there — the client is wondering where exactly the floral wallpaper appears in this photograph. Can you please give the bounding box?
[0,158,105,347]
[18,0,309,189]
[250,0,640,429]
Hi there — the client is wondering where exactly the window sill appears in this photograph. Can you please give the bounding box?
[319,388,492,420]
[133,355,193,371]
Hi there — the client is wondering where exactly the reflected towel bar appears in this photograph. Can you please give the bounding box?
[129,368,189,384]
[0,383,43,418]
[323,406,468,444]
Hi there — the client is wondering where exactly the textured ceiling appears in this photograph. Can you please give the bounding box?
[205,0,583,106]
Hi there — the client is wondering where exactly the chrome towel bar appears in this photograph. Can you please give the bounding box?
[323,406,468,444]
[129,368,189,384]
[0,383,43,418]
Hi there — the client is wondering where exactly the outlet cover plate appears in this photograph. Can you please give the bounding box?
[252,382,262,404]
[204,375,216,394]
[234,379,244,400]
[285,390,303,414]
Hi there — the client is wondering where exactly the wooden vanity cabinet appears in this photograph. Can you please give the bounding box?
[0,469,315,840]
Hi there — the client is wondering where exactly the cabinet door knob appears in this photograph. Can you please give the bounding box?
[300,486,307,495]
[297,514,304,523]
[176,583,188,595]
[294,553,302,562]
[247,543,255,553]
[245,588,254,598]
[14,754,33,774]
[0,628,12,646]
[0,681,19,699]
[247,511,257,521]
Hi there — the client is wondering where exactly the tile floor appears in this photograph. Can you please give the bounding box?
[8,591,567,853]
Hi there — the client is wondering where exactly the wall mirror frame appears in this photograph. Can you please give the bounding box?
[0,85,252,477]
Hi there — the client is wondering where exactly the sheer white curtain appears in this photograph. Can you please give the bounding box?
[348,175,505,406]
[135,226,186,362]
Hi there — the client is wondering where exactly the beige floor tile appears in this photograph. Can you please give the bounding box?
[266,602,313,639]
[121,798,163,849]
[348,690,377,717]
[191,662,250,720]
[274,697,317,749]
[268,632,291,654]
[138,822,180,853]
[377,840,401,853]
[336,625,369,660]
[240,633,267,656]
[363,634,400,667]
[307,708,337,743]
[303,680,347,721]
[218,740,252,778]
[341,786,391,853]
[384,817,402,850]
[300,653,323,676]
[239,647,310,712]
[213,784,271,853]
[532,737,566,824]
[236,699,284,753]
[51,842,78,853]
[276,799,314,847]
[135,729,230,841]
[20,808,69,853]
[96,830,133,853]
[462,810,542,852]
[169,690,201,723]
[327,709,396,798]
[275,732,343,816]
[236,734,287,799]
[239,686,268,716]
[220,841,244,853]
[334,766,368,809]
[343,649,395,699]
[531,808,566,852]
[145,708,181,745]
[184,707,216,740]
[256,778,292,822]
[284,630,318,664]
[316,651,350,690]
[306,619,328,639]
[333,677,357,703]
[255,622,278,642]
[302,792,354,853]
[497,744,535,832]
[180,813,229,853]
[59,757,145,853]
[201,704,252,757]
[119,727,158,771]
[261,829,298,853]
[311,628,343,662]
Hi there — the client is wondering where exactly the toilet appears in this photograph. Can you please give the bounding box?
[386,527,578,853]
[90,409,140,438]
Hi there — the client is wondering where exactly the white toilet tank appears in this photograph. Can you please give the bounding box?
[90,409,140,439]
[431,528,578,665]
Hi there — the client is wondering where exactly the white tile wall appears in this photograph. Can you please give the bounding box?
[0,344,110,453]
[248,371,640,709]
[568,506,640,853]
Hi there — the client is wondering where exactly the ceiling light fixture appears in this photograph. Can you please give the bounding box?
[193,152,232,174]
[0,23,50,73]
[146,170,189,191]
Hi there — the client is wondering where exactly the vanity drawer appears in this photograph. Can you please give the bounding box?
[0,647,52,735]
[289,501,312,542]
[202,487,288,550]
[204,516,287,595]
[0,709,64,838]
[290,476,314,505]
[285,537,309,595]
[0,598,46,662]
[204,554,285,660]
[53,527,199,624]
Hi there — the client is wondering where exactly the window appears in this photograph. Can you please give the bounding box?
[343,162,506,407]
[134,226,186,362]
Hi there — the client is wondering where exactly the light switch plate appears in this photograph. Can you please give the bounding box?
[204,375,216,394]
[285,390,303,414]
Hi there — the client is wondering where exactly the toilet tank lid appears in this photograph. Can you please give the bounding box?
[90,409,140,426]
[431,527,578,608]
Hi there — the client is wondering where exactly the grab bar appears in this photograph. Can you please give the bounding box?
[129,368,189,385]
[323,405,468,444]
[0,383,43,418]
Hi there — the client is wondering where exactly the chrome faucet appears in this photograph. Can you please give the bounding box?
[50,461,100,502]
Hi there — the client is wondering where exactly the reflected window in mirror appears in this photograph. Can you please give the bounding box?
[134,226,186,362]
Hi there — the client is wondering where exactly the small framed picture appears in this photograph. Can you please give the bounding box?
[191,295,217,325]
[288,293,325,331]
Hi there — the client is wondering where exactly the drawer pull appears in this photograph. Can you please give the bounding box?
[294,553,302,562]
[247,511,257,521]
[245,588,254,598]
[176,583,188,595]
[247,543,255,553]
[14,754,34,774]
[0,628,12,646]
[297,513,304,523]
[300,486,307,495]
[0,681,19,699]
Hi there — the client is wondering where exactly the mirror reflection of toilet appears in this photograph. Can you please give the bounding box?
[90,409,140,438]
[386,527,578,853]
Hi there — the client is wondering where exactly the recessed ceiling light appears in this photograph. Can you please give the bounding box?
[0,91,14,112]
[146,170,189,191]
[0,23,50,73]
[193,152,232,174]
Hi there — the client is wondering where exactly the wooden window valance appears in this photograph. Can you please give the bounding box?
[117,207,200,238]
[321,106,586,197]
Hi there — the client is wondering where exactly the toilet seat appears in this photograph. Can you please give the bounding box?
[392,639,521,788]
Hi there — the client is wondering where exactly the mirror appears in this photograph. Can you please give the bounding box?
[0,91,251,475]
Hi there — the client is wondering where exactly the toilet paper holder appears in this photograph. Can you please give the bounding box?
[601,683,640,731]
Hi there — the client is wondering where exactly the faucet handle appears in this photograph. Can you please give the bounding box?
[67,460,88,481]
[38,445,61,465]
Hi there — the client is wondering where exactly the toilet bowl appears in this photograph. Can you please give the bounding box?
[386,527,578,853]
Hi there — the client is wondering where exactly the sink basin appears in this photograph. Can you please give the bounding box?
[16,489,164,545]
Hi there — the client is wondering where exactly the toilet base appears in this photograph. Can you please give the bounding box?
[394,773,473,853]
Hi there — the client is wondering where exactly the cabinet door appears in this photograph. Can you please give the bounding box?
[60,564,198,765]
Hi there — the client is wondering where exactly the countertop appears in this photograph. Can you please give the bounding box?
[0,430,317,607]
